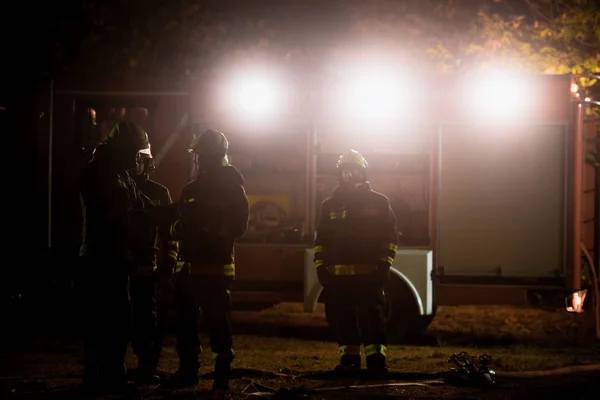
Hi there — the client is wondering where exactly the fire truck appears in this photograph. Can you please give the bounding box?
[18,68,598,340]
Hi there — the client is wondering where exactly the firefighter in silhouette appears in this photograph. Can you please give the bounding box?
[167,128,249,391]
[313,149,398,376]
[128,142,179,385]
[78,121,150,393]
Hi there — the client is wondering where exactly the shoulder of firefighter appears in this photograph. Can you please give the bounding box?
[79,163,148,261]
[168,165,249,278]
[313,187,398,281]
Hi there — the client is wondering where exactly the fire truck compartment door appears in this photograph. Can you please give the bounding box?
[437,125,567,278]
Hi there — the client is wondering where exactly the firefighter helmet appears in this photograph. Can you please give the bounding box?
[188,128,229,167]
[336,149,368,185]
[105,121,150,153]
[336,149,369,170]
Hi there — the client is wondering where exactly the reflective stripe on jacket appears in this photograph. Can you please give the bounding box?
[313,182,398,273]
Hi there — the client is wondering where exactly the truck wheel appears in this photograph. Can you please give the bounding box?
[384,274,436,343]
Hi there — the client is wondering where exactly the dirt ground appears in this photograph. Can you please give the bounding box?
[1,303,600,399]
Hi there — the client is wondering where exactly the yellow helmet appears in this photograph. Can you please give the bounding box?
[336,149,368,186]
[336,149,369,170]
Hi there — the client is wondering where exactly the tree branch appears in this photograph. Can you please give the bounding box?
[523,0,555,25]
[574,36,600,49]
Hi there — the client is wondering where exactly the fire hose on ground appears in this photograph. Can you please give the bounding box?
[5,357,600,397]
[241,352,600,398]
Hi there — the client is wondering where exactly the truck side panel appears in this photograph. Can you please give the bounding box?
[438,125,567,279]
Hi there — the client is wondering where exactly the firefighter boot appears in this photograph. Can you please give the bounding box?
[168,354,200,388]
[97,362,135,394]
[212,353,234,391]
[135,359,161,386]
[366,353,389,378]
[334,355,361,375]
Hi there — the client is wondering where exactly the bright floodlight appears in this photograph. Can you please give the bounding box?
[228,71,286,121]
[333,66,410,123]
[464,71,530,120]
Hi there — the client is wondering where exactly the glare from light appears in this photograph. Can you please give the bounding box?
[570,82,579,93]
[565,289,587,313]
[332,66,411,124]
[227,71,287,121]
[464,72,530,120]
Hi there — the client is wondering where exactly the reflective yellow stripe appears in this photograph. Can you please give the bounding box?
[327,264,377,275]
[315,260,324,268]
[223,264,235,276]
[365,344,387,357]
[339,345,361,357]
[387,243,397,252]
[314,245,324,253]
[329,210,347,219]
[380,256,394,265]
[167,250,178,259]
[186,197,195,203]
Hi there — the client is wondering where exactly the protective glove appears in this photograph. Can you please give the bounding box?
[317,266,333,288]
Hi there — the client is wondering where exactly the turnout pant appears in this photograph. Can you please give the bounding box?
[130,273,163,371]
[324,276,388,361]
[78,257,132,385]
[174,271,233,367]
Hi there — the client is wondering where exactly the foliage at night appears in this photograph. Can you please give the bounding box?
[47,0,600,90]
